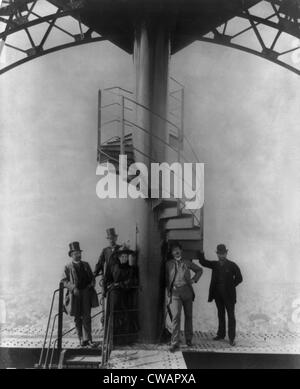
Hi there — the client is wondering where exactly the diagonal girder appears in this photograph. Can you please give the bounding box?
[0,0,299,75]
[0,0,106,74]
[194,0,300,75]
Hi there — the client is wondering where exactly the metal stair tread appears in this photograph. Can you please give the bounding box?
[153,199,178,209]
[163,216,194,230]
[65,355,101,364]
[167,227,202,240]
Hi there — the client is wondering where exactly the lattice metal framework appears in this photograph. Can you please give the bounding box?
[0,0,106,74]
[0,0,299,75]
[198,0,300,75]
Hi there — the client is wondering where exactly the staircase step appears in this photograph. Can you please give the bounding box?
[65,355,101,367]
[152,199,178,210]
[158,207,179,220]
[167,227,202,240]
[105,134,133,145]
[163,215,194,230]
[182,250,200,261]
[101,145,134,152]
[100,150,134,158]
[180,240,203,251]
[58,348,102,369]
[99,154,135,165]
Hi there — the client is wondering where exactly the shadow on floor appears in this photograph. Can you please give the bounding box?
[183,352,300,369]
[1,348,300,369]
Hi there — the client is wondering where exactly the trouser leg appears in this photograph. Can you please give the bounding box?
[170,296,182,346]
[182,289,193,343]
[215,297,226,338]
[225,301,236,342]
[74,316,83,341]
[81,288,92,342]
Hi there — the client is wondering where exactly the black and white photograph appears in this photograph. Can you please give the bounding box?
[0,0,300,373]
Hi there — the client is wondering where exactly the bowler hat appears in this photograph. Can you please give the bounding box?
[106,228,117,239]
[117,243,134,255]
[216,244,228,254]
[68,241,82,257]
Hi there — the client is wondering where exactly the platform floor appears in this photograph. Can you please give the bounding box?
[1,329,300,354]
[110,349,187,369]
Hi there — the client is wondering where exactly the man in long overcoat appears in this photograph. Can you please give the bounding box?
[94,228,121,294]
[61,241,99,347]
[198,244,243,346]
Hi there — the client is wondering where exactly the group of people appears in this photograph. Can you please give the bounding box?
[61,228,138,347]
[166,241,243,352]
[61,228,243,352]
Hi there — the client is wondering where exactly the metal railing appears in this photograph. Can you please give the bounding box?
[38,273,139,369]
[97,85,203,227]
[101,284,139,368]
[38,276,104,369]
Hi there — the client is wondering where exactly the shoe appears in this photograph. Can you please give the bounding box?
[229,340,236,347]
[186,340,193,347]
[81,340,89,347]
[213,336,224,341]
[85,340,96,348]
[169,344,180,353]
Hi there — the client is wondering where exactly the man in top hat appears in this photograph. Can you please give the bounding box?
[165,241,203,352]
[61,242,99,347]
[198,244,243,346]
[94,228,121,282]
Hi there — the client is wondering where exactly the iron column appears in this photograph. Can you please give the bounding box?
[133,17,171,343]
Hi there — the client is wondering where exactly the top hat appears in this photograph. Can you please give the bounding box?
[68,241,82,257]
[117,243,134,256]
[106,228,118,239]
[216,244,228,254]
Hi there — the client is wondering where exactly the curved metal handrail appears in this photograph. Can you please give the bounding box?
[99,89,203,225]
[132,146,202,226]
[102,88,201,164]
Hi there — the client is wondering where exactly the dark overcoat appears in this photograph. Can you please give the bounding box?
[198,255,243,303]
[61,260,99,316]
[94,245,121,276]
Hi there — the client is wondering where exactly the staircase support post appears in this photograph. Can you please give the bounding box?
[97,89,102,163]
[120,95,125,155]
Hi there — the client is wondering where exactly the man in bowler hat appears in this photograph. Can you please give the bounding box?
[61,242,99,347]
[165,241,203,352]
[198,244,243,346]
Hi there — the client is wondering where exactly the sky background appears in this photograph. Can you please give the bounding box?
[0,1,300,331]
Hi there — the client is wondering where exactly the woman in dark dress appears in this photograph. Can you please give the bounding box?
[106,244,139,345]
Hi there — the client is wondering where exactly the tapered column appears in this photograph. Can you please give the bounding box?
[133,19,170,343]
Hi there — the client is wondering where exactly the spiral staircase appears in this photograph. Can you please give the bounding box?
[97,81,204,259]
[37,80,203,369]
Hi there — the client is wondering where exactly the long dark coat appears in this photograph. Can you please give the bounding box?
[198,255,243,303]
[94,245,121,276]
[61,260,99,316]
